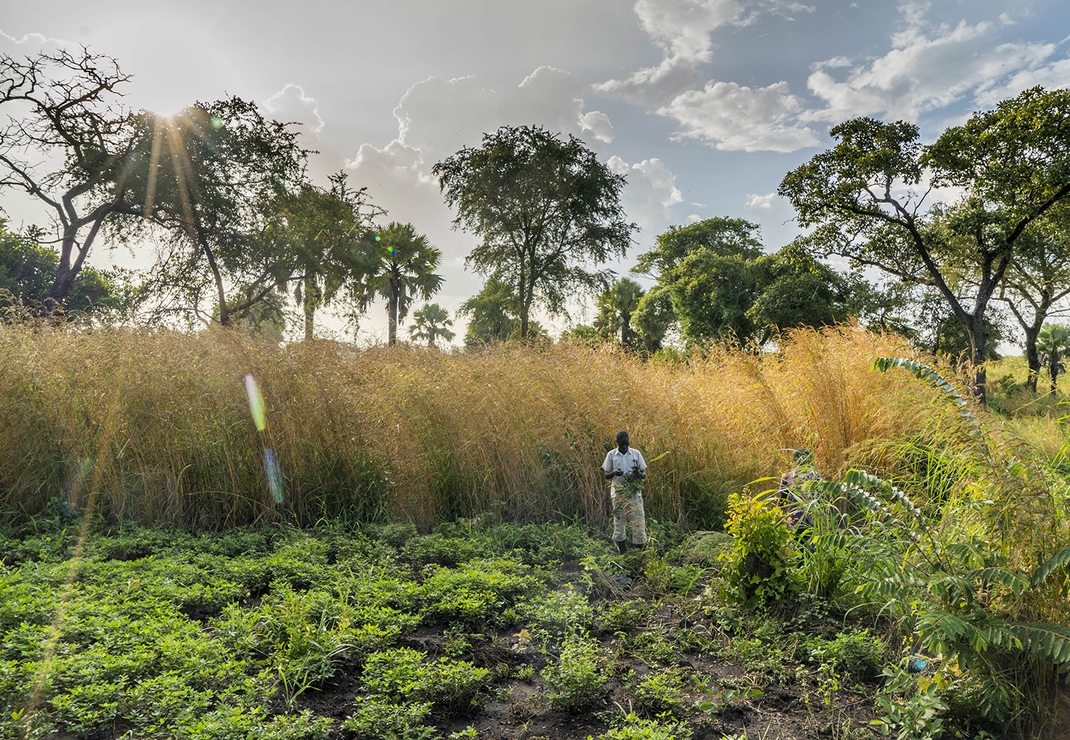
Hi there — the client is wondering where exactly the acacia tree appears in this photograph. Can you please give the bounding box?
[998,206,1070,392]
[123,97,309,326]
[433,125,635,340]
[355,221,443,346]
[0,49,139,311]
[779,87,1070,404]
[409,303,455,347]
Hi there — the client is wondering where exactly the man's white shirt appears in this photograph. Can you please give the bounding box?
[602,447,647,494]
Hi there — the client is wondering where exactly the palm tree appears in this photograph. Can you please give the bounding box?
[595,278,645,348]
[275,173,379,341]
[409,303,456,347]
[357,222,443,346]
[1038,323,1070,393]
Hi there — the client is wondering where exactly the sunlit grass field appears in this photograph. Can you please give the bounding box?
[2,323,1070,739]
[0,323,939,531]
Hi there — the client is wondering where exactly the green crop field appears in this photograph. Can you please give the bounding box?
[1,324,1069,739]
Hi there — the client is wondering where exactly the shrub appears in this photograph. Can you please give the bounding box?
[719,491,801,610]
[361,647,488,713]
[541,632,611,710]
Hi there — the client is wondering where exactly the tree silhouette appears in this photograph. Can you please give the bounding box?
[409,303,455,347]
[595,278,644,349]
[434,125,634,340]
[356,222,443,346]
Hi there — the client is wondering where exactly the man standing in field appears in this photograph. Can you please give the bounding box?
[603,430,647,554]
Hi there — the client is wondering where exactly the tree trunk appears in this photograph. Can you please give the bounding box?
[966,315,987,406]
[388,288,398,346]
[621,311,632,348]
[1051,349,1061,394]
[303,275,315,342]
[1024,325,1041,393]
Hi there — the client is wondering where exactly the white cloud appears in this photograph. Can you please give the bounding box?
[262,84,325,134]
[0,28,72,51]
[635,0,740,65]
[745,192,777,210]
[804,18,1055,122]
[686,213,702,223]
[974,52,1070,105]
[579,111,615,143]
[658,80,819,152]
[606,155,684,235]
[596,0,740,100]
[597,0,813,100]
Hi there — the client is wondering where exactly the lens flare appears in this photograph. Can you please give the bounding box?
[374,235,381,242]
[387,246,397,256]
[264,448,284,504]
[244,374,266,432]
[210,116,224,129]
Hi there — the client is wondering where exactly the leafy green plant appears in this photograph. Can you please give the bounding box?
[600,600,646,633]
[541,632,611,710]
[798,629,886,682]
[873,666,948,740]
[361,647,488,712]
[517,585,593,636]
[597,711,693,740]
[341,698,435,740]
[719,491,801,610]
[625,668,686,717]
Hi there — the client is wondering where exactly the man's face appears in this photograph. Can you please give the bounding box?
[616,431,629,451]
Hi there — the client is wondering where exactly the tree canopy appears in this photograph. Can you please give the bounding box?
[355,222,443,346]
[0,218,122,316]
[434,125,634,340]
[779,87,1070,403]
[0,49,138,312]
[122,97,309,326]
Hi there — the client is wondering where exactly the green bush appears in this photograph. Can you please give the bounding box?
[361,647,488,712]
[798,629,886,681]
[625,668,686,717]
[597,711,692,740]
[341,698,434,740]
[719,491,801,611]
[541,632,610,710]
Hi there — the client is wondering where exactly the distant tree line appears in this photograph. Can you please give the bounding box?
[3,48,1070,403]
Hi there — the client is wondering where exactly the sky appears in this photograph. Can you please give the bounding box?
[2,0,1069,343]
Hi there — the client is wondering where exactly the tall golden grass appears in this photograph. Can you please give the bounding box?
[0,323,945,530]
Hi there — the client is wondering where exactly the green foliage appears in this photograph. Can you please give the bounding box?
[517,586,593,636]
[798,630,886,681]
[780,87,1070,400]
[420,556,541,628]
[434,124,635,340]
[596,277,645,349]
[341,698,434,740]
[409,302,456,347]
[0,218,123,317]
[361,647,488,712]
[873,667,948,740]
[355,221,443,346]
[596,712,693,740]
[541,632,611,710]
[625,668,686,717]
[719,492,801,610]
